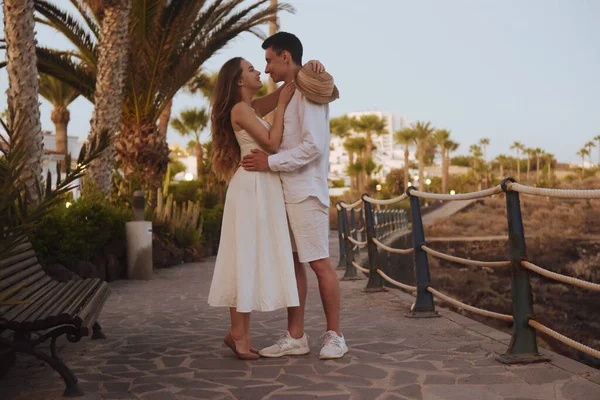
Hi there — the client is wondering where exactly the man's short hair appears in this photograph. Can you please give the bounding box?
[262,32,303,65]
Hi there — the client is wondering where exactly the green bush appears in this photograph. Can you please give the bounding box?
[331,178,345,188]
[168,180,202,203]
[30,195,130,266]
[202,204,224,254]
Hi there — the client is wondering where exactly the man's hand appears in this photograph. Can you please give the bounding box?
[242,149,270,171]
[306,60,325,73]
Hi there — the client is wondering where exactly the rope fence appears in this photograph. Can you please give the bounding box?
[336,177,600,363]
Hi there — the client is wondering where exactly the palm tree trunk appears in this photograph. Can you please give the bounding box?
[3,0,43,205]
[51,106,69,172]
[195,141,203,182]
[403,145,410,190]
[86,0,132,197]
[526,157,531,181]
[516,153,521,181]
[418,146,425,189]
[348,151,355,191]
[500,163,504,179]
[547,158,553,183]
[536,157,540,184]
[158,99,172,139]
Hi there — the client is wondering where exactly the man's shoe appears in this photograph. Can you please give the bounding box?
[258,331,310,358]
[319,331,348,360]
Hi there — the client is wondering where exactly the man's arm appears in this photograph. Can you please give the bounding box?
[267,97,328,173]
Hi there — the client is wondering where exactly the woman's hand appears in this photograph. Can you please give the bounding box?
[306,60,325,73]
[277,82,296,108]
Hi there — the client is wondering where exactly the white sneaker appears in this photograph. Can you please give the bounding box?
[319,331,349,360]
[258,331,310,358]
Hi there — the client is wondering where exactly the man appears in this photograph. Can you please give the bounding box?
[241,32,347,359]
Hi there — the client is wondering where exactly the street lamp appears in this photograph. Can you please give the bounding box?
[376,184,382,192]
[65,201,72,209]
[450,190,456,195]
[425,178,432,185]
[184,173,194,181]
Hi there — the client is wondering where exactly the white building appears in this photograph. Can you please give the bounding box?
[329,111,417,183]
[41,131,84,198]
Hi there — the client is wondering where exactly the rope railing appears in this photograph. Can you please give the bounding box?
[506,182,600,199]
[421,245,511,268]
[410,185,503,201]
[363,193,408,205]
[521,261,600,291]
[336,178,600,362]
[528,319,600,360]
[427,287,514,322]
[373,238,413,254]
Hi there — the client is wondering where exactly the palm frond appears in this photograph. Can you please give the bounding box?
[39,73,80,106]
[34,0,98,67]
[36,47,95,101]
[68,0,100,37]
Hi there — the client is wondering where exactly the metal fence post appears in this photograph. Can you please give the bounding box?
[499,178,549,364]
[359,208,366,243]
[350,209,360,258]
[341,206,360,280]
[363,195,385,292]
[406,186,439,318]
[336,204,346,270]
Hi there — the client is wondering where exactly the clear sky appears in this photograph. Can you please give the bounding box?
[0,0,598,163]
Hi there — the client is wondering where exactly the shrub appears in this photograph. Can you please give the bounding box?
[168,180,202,203]
[30,195,130,266]
[202,204,224,255]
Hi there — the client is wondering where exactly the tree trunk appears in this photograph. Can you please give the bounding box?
[3,0,43,205]
[516,153,521,181]
[548,159,552,183]
[51,106,69,172]
[348,151,355,191]
[418,145,425,190]
[195,141,203,182]
[500,163,504,180]
[86,0,132,197]
[403,145,410,190]
[158,99,172,139]
[526,157,531,181]
[536,157,540,184]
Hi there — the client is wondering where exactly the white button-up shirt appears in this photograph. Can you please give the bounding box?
[268,90,330,207]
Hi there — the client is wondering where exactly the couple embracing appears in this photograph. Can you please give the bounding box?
[207,32,347,361]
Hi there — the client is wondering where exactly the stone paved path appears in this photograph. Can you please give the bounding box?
[2,233,600,399]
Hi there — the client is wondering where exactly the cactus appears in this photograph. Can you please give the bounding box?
[152,188,203,247]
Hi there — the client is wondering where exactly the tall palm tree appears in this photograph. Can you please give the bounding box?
[585,141,595,167]
[577,148,589,179]
[479,137,490,186]
[394,127,416,190]
[412,121,435,188]
[469,144,483,190]
[158,99,173,138]
[34,0,292,197]
[3,0,43,205]
[38,73,79,160]
[434,129,452,195]
[594,135,600,166]
[524,148,535,182]
[534,147,543,184]
[510,141,524,181]
[352,114,387,188]
[330,115,353,139]
[544,152,555,183]
[170,108,209,183]
[494,154,509,179]
[344,137,366,192]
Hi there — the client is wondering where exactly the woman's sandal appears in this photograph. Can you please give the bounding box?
[223,332,260,360]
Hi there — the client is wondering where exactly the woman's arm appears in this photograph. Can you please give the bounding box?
[232,83,295,153]
[250,60,326,117]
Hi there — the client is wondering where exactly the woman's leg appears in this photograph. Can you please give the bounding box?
[229,308,250,353]
[244,313,252,350]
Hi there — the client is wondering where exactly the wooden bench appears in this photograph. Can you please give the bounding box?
[0,241,110,397]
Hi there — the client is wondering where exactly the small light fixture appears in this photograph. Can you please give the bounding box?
[376,184,382,192]
[450,190,456,195]
[425,179,432,185]
[65,201,72,208]
[184,173,193,181]
[407,182,412,187]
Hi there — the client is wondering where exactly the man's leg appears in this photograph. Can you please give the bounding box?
[308,257,341,336]
[288,252,307,339]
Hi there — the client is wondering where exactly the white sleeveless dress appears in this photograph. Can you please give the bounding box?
[207,116,300,312]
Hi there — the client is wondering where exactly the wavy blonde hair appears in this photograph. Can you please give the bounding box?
[211,57,243,182]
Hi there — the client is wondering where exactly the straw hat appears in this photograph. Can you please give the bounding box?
[294,64,339,104]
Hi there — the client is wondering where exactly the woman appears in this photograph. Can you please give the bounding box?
[207,57,323,359]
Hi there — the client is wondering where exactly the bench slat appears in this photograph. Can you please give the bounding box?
[0,264,42,292]
[79,286,109,336]
[22,280,79,326]
[0,270,47,310]
[12,281,72,325]
[0,243,33,269]
[0,274,51,315]
[75,283,109,328]
[0,280,61,324]
[59,279,101,320]
[0,255,38,280]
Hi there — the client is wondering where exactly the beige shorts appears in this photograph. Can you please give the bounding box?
[286,197,330,263]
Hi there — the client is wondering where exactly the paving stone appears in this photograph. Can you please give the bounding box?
[390,370,419,386]
[142,390,177,400]
[353,342,410,354]
[175,388,226,399]
[149,367,194,376]
[458,373,523,385]
[560,379,600,400]
[98,365,131,375]
[130,383,166,394]
[228,384,284,399]
[395,384,423,400]
[103,382,132,392]
[336,364,388,379]
[277,382,346,394]
[396,361,439,371]
[423,374,456,385]
[511,366,573,384]
[276,373,315,387]
[347,387,385,399]
[250,366,282,379]
[78,373,120,382]
[162,356,187,368]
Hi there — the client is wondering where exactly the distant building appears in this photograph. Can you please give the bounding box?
[41,131,84,198]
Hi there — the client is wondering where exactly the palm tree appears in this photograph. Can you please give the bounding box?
[330,115,353,139]
[38,73,79,163]
[3,0,43,205]
[344,137,366,192]
[479,137,490,186]
[34,0,292,197]
[585,141,595,167]
[412,121,436,188]
[469,144,483,190]
[594,135,600,166]
[394,127,416,190]
[524,148,535,182]
[170,108,209,184]
[510,141,524,181]
[434,129,452,195]
[534,148,543,184]
[544,152,555,184]
[158,99,173,138]
[351,114,387,189]
[577,148,589,179]
[494,154,509,179]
